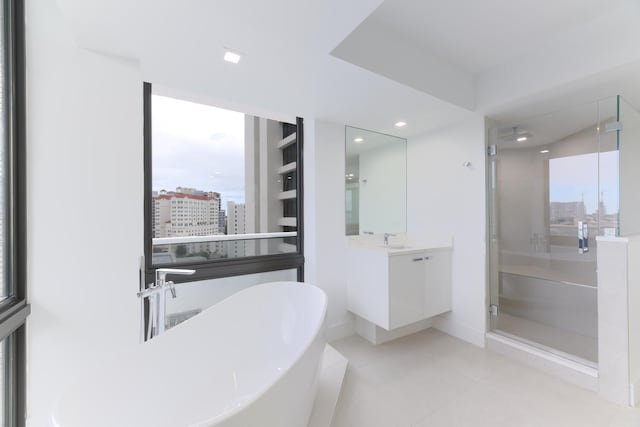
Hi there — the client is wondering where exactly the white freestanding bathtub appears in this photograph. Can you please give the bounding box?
[51,282,328,427]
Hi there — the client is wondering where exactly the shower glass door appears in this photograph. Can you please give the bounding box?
[488,97,619,365]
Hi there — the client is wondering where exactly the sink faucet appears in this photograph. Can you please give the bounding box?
[383,233,396,247]
[138,268,196,341]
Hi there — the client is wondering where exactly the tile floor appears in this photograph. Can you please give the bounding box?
[330,329,640,427]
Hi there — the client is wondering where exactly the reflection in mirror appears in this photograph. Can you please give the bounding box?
[345,126,407,236]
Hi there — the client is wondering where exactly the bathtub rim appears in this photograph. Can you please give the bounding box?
[188,280,328,426]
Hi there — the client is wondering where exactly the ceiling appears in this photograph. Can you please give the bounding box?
[346,126,406,158]
[55,0,640,138]
[367,0,628,74]
[491,96,618,149]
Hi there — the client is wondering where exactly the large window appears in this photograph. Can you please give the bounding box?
[143,84,304,285]
[0,1,27,426]
[548,151,619,238]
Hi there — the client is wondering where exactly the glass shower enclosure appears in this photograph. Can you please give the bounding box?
[487,96,640,366]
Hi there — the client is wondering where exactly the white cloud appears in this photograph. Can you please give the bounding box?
[151,95,246,207]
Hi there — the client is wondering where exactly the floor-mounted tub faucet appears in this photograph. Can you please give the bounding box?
[138,268,196,341]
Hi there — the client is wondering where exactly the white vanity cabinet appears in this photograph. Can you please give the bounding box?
[347,246,452,331]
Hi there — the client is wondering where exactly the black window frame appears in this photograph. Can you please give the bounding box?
[0,1,28,426]
[142,82,305,286]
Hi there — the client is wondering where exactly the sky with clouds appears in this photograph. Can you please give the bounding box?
[549,150,619,214]
[152,95,245,208]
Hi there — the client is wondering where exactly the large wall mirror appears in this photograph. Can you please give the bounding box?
[345,126,407,236]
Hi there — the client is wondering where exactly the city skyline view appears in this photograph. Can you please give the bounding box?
[151,94,246,208]
[549,150,619,214]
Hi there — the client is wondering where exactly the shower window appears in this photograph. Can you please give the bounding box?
[548,151,619,238]
[143,83,304,284]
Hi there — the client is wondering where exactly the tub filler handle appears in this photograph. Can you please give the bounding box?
[138,268,196,341]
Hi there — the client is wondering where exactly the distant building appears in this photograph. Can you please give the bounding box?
[244,117,298,254]
[227,201,246,257]
[218,208,227,234]
[550,201,586,224]
[153,189,221,237]
[153,188,222,254]
[598,200,607,218]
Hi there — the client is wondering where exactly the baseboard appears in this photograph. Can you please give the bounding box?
[486,332,599,392]
[433,315,486,348]
[325,319,355,343]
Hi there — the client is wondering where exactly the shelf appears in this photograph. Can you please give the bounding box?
[278,190,296,200]
[277,162,297,175]
[277,132,297,150]
[278,217,297,227]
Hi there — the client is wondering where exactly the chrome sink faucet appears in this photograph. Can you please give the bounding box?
[384,233,396,247]
[138,268,195,341]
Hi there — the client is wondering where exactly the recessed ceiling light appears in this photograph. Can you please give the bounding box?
[540,149,549,154]
[516,136,528,142]
[353,137,364,143]
[224,51,241,64]
[394,121,407,128]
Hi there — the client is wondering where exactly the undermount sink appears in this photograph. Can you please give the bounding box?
[381,243,405,249]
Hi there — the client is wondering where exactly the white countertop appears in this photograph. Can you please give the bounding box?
[347,243,452,256]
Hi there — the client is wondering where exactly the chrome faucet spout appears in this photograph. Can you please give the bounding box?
[383,233,396,246]
[139,268,196,341]
[155,268,196,284]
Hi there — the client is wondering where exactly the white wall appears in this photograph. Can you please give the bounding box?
[305,116,488,347]
[26,0,142,423]
[304,120,354,340]
[407,116,487,346]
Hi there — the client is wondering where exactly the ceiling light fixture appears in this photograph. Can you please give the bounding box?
[540,149,549,154]
[354,137,364,143]
[224,51,241,64]
[394,121,407,128]
[516,136,528,142]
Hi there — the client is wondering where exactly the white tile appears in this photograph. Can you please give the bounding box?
[608,408,640,427]
[329,329,640,427]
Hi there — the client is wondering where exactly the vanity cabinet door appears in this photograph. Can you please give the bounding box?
[388,252,426,329]
[423,251,452,318]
